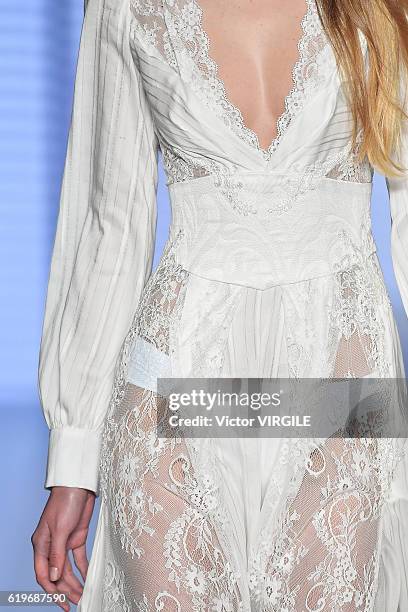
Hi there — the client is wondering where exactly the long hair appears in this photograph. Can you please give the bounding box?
[316,0,408,177]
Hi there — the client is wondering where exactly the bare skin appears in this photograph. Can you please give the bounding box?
[31,487,95,611]
[32,0,308,607]
[199,0,308,149]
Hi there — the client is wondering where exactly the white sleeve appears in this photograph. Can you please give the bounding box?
[386,72,408,319]
[38,0,159,495]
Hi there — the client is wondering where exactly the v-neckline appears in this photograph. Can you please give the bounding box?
[190,0,317,160]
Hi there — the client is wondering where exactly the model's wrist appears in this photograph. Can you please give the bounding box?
[49,485,95,498]
[45,427,103,495]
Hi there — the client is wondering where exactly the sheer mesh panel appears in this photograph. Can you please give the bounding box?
[101,236,243,610]
[257,437,382,610]
[136,250,188,355]
[329,256,390,379]
[250,256,392,610]
[325,154,373,185]
[103,382,243,610]
[332,272,373,378]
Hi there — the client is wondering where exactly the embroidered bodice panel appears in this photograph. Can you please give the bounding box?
[129,0,373,193]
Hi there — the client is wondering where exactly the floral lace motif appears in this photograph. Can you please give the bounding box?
[326,130,373,184]
[237,221,400,609]
[136,240,189,356]
[130,0,177,67]
[326,155,373,184]
[94,6,405,611]
[100,229,188,498]
[101,382,244,611]
[99,232,245,611]
[170,0,328,160]
[103,555,197,611]
[129,0,328,154]
[328,231,392,379]
[131,0,327,160]
[130,0,373,217]
[160,144,211,186]
[103,559,131,611]
[98,227,403,612]
[247,435,399,611]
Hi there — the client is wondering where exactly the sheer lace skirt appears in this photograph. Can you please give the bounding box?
[91,236,408,612]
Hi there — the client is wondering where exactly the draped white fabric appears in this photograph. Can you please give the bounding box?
[37,0,408,609]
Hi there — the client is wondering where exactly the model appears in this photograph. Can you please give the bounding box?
[32,0,408,610]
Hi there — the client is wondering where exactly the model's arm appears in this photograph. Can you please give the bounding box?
[32,0,159,606]
[386,74,408,318]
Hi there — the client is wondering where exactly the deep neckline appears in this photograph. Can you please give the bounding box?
[190,0,318,160]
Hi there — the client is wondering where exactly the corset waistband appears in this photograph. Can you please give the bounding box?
[167,172,375,289]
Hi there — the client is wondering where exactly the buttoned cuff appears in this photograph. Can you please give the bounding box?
[45,427,103,495]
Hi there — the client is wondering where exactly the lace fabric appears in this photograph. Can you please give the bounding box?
[247,435,399,611]
[130,0,373,220]
[174,0,324,159]
[98,230,404,611]
[99,231,246,610]
[101,381,245,611]
[39,0,408,608]
[131,0,329,160]
[92,3,406,611]
[99,226,254,611]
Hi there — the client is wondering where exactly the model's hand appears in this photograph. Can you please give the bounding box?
[31,487,95,611]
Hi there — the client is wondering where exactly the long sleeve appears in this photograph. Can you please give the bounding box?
[386,72,408,319]
[38,0,159,495]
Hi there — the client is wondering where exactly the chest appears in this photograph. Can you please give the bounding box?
[198,0,309,70]
[197,0,310,139]
[130,0,339,162]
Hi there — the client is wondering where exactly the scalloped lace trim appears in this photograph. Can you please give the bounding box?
[130,0,330,162]
[189,0,323,159]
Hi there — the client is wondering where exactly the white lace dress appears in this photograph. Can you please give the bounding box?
[38,0,408,610]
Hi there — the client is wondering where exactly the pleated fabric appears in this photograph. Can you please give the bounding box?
[38,0,159,492]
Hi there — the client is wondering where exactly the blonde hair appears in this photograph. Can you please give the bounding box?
[316,0,408,177]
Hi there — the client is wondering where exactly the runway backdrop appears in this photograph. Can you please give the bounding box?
[1,2,407,610]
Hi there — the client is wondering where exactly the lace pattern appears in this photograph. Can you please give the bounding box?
[326,130,373,184]
[101,382,244,611]
[247,435,398,611]
[130,0,328,162]
[130,1,177,68]
[100,228,188,500]
[130,0,330,159]
[92,5,406,611]
[98,232,403,612]
[174,0,328,159]
[99,232,246,611]
[326,155,373,184]
[136,243,188,356]
[130,0,373,217]
[160,144,211,186]
[328,232,393,379]
[103,559,131,611]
